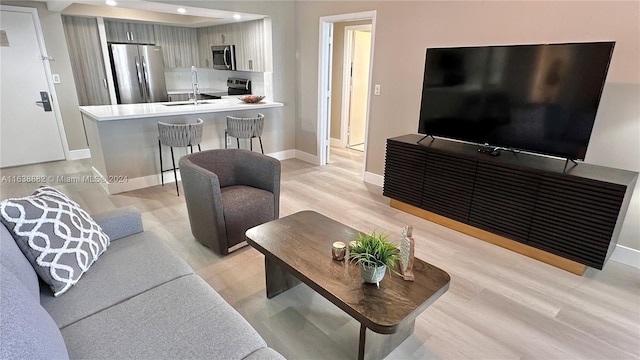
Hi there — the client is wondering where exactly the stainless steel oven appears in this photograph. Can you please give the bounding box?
[227,77,251,95]
[211,45,236,70]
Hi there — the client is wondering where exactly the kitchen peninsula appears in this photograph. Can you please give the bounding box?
[80,98,283,194]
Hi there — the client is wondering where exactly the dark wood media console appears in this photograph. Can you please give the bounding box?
[383,134,638,274]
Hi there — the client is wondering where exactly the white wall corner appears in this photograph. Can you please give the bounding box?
[610,244,640,269]
[295,150,320,165]
[67,149,91,161]
[364,171,384,187]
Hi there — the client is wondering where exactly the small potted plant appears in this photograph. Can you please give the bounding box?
[348,231,400,286]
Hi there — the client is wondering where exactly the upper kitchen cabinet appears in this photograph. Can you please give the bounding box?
[105,20,155,44]
[197,19,266,72]
[62,16,110,106]
[153,24,199,68]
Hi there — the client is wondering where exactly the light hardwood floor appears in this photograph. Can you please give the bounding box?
[1,147,639,360]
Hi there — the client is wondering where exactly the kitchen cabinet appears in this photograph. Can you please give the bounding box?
[62,15,110,106]
[197,19,266,72]
[105,20,155,44]
[153,24,199,68]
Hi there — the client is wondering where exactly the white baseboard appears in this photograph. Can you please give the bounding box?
[67,149,91,160]
[364,171,384,187]
[610,244,640,269]
[296,150,319,165]
[94,149,298,195]
[92,166,180,195]
[91,167,110,194]
[330,138,342,147]
[267,149,296,160]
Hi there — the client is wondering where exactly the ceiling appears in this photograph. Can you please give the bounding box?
[47,0,265,27]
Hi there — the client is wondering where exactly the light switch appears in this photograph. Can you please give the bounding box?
[52,74,61,84]
[374,84,381,95]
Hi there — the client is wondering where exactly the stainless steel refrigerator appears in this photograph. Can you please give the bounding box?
[109,44,168,104]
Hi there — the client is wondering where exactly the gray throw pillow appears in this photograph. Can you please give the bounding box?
[0,186,110,296]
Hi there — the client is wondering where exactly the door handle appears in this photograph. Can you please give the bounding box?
[134,56,144,98]
[141,56,151,101]
[35,91,52,112]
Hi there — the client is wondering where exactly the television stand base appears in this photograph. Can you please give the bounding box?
[416,134,434,144]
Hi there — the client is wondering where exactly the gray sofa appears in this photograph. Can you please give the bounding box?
[0,205,284,360]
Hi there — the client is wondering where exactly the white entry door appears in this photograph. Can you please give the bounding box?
[1,7,65,168]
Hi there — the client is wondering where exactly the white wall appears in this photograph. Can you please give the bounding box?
[585,83,640,251]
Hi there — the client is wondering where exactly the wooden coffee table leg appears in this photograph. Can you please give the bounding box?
[265,257,301,299]
[358,320,416,360]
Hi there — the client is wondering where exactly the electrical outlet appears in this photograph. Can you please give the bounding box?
[374,84,381,95]
[226,136,233,146]
[52,74,61,83]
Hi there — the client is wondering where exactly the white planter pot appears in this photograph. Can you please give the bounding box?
[359,264,386,285]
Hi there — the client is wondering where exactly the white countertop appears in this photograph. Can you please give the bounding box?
[80,98,283,121]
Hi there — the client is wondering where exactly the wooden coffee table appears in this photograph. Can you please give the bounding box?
[245,210,450,360]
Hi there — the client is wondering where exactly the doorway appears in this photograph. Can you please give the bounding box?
[0,5,68,168]
[342,24,372,152]
[317,11,376,174]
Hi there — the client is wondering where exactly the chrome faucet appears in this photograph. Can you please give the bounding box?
[190,66,200,105]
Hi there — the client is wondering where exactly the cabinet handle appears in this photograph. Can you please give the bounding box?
[130,31,134,41]
[103,79,108,88]
[126,32,130,41]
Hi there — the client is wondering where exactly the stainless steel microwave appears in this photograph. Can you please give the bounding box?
[211,45,236,70]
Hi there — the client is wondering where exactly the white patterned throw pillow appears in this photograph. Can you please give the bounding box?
[0,186,110,296]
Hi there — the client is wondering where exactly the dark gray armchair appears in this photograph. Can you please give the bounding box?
[179,149,281,255]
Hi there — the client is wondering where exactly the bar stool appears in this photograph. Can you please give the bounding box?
[225,113,265,154]
[158,118,203,196]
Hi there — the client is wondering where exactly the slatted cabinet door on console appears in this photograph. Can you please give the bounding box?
[529,174,627,269]
[469,162,541,244]
[383,141,427,208]
[422,151,476,223]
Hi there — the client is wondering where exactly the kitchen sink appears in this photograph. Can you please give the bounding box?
[162,101,219,107]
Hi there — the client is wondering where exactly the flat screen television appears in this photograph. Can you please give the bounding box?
[418,42,615,160]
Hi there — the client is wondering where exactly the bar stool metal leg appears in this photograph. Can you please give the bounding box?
[170,146,179,196]
[198,144,201,152]
[250,137,253,151]
[159,139,164,186]
[225,131,228,149]
[236,138,240,149]
[259,136,264,154]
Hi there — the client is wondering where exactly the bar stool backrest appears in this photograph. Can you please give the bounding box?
[226,113,264,139]
[158,118,204,147]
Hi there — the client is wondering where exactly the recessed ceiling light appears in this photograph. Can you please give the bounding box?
[233,14,241,20]
[177,8,186,14]
[105,0,117,6]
